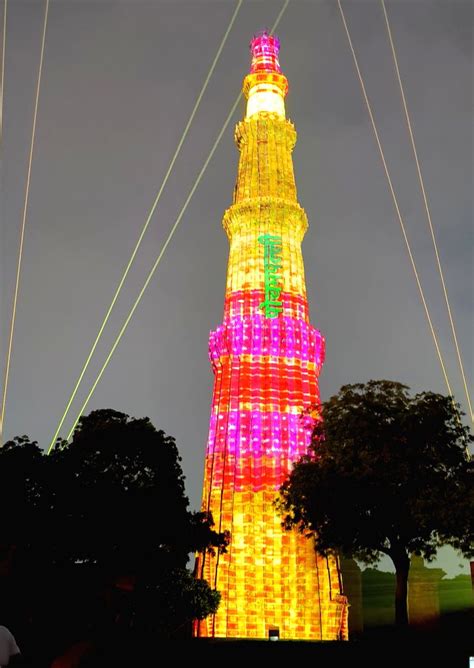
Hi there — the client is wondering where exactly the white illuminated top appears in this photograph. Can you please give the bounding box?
[246,83,286,119]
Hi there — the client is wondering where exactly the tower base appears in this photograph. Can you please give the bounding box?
[195,498,348,640]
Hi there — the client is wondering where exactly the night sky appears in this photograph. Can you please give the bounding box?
[1,0,472,576]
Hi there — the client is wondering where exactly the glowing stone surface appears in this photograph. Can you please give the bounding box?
[194,32,348,640]
[246,83,285,119]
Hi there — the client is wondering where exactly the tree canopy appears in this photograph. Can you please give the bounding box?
[0,410,226,650]
[277,380,473,626]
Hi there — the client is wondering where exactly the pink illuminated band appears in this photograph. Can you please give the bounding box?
[250,31,282,74]
[205,410,315,489]
[209,315,325,365]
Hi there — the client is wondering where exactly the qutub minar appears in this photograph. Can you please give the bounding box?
[195,32,348,640]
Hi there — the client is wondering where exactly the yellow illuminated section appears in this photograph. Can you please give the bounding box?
[195,32,348,640]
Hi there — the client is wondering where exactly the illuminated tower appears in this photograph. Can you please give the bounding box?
[195,32,348,640]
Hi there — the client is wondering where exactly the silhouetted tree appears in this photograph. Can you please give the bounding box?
[0,410,226,651]
[277,381,473,627]
[133,568,220,637]
[48,409,196,572]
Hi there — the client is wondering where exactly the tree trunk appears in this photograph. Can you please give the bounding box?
[390,549,410,627]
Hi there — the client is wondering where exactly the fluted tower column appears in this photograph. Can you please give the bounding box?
[195,32,348,640]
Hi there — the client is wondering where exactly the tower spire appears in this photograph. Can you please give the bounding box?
[244,31,288,119]
[249,31,282,73]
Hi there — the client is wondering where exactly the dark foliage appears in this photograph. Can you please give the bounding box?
[277,380,473,626]
[0,410,226,660]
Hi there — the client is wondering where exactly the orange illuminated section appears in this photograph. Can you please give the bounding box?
[194,32,348,640]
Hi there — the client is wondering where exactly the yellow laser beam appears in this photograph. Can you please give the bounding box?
[271,0,290,33]
[0,0,7,438]
[47,0,243,452]
[64,95,242,443]
[59,0,290,445]
[0,0,49,444]
[0,0,7,144]
[337,0,455,401]
[381,0,472,422]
